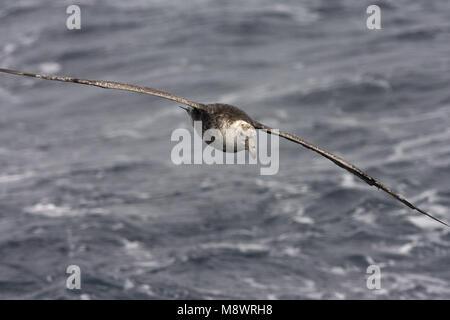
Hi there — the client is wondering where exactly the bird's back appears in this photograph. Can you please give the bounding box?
[205,103,255,130]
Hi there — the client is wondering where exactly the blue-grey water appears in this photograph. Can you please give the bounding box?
[1,0,450,299]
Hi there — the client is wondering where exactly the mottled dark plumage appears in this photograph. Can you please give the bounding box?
[184,103,254,132]
[180,103,255,152]
[0,67,447,227]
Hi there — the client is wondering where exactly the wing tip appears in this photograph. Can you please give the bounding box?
[414,207,449,227]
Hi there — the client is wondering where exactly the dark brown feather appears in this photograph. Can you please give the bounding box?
[0,68,206,110]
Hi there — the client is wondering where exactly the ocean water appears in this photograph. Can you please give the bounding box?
[0,0,450,299]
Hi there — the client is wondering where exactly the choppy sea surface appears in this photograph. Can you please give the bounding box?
[1,0,450,299]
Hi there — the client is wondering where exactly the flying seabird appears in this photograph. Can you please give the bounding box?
[0,67,448,227]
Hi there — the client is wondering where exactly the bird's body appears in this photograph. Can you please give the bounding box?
[183,103,257,156]
[0,67,448,227]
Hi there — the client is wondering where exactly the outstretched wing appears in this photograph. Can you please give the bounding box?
[0,68,206,110]
[253,121,449,227]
